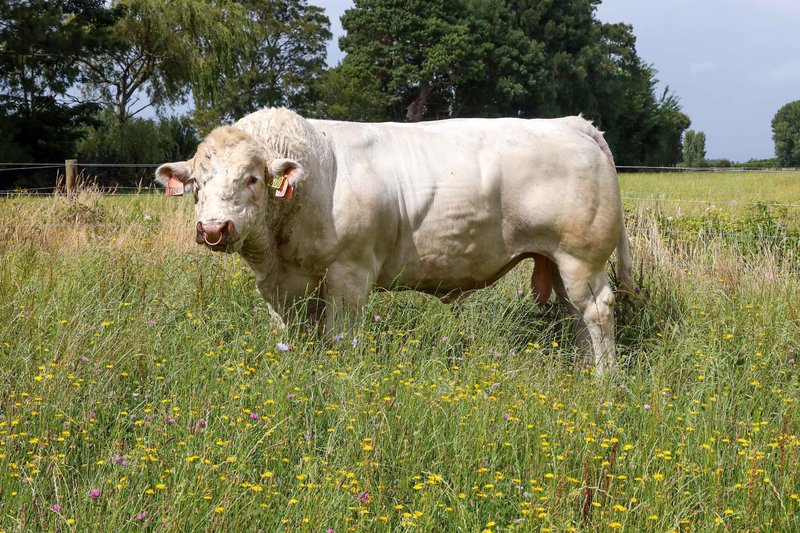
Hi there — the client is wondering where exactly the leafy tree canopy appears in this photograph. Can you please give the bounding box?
[0,0,120,164]
[79,0,251,126]
[337,0,690,165]
[682,130,707,167]
[772,100,800,167]
[195,0,332,128]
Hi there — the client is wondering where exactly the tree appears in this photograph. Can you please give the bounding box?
[194,0,331,127]
[79,0,250,125]
[339,0,485,121]
[335,0,689,165]
[682,130,707,167]
[772,100,800,166]
[310,63,388,121]
[453,1,546,118]
[0,0,120,164]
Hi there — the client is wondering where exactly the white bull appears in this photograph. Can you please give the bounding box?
[156,108,637,371]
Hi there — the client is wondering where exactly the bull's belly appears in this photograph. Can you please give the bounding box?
[379,245,528,294]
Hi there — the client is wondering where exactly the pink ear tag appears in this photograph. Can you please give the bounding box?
[274,176,294,200]
[166,175,184,196]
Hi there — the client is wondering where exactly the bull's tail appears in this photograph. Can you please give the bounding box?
[616,217,638,295]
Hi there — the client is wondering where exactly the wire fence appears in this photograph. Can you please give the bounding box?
[616,165,799,172]
[1,163,799,208]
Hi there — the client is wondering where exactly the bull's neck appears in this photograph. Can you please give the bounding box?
[237,203,291,286]
[239,231,273,269]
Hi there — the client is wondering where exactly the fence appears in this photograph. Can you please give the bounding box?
[0,161,161,196]
[1,161,800,195]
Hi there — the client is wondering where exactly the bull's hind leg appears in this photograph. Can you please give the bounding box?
[554,257,617,373]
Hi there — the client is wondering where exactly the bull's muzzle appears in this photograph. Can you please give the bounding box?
[196,220,237,249]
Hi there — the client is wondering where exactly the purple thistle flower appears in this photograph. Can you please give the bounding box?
[197,418,206,429]
[136,511,148,521]
[89,488,101,499]
[49,504,61,512]
[249,412,259,420]
[374,315,382,322]
[502,412,511,421]
[357,491,370,503]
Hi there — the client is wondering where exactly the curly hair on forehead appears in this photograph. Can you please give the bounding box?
[236,108,326,163]
[188,126,265,177]
[199,126,261,157]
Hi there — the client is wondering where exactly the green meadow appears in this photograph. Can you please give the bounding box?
[1,172,798,532]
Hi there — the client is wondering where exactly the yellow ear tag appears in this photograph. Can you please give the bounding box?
[269,174,286,190]
[166,175,184,196]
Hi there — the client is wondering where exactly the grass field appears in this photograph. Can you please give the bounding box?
[1,172,798,531]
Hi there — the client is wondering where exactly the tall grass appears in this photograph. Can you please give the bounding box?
[0,174,798,531]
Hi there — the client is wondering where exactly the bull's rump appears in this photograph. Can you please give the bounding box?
[310,117,622,293]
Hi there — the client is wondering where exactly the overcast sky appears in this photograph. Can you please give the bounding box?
[318,0,800,162]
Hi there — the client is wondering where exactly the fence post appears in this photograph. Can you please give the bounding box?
[65,159,77,198]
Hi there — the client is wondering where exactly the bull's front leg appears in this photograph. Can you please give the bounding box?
[253,275,288,331]
[254,267,324,330]
[322,261,376,335]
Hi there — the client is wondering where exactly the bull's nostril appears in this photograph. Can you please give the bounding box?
[196,220,233,247]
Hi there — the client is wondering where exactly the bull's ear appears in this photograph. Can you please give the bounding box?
[155,161,192,187]
[155,161,194,196]
[269,158,304,186]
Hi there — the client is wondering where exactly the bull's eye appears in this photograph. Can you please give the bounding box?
[246,175,259,187]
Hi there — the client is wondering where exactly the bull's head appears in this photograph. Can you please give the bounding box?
[155,126,303,253]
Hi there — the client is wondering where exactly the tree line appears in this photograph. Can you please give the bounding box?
[1,0,794,188]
